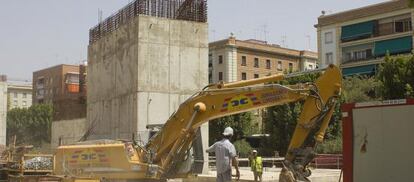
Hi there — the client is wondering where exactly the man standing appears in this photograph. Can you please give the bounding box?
[249,150,263,181]
[206,127,240,182]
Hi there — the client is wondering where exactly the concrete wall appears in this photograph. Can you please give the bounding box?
[51,118,87,148]
[0,82,6,145]
[88,15,208,139]
[87,15,209,171]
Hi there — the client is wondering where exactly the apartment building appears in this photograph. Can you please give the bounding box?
[209,36,318,83]
[316,0,413,76]
[7,82,32,109]
[33,64,86,120]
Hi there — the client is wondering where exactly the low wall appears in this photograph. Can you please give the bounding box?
[51,118,87,149]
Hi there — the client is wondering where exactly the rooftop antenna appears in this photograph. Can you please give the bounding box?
[211,29,216,41]
[98,9,103,23]
[263,24,268,43]
[281,35,287,47]
[306,35,311,51]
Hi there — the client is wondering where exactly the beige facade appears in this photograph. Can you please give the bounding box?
[7,83,32,110]
[208,37,317,131]
[209,36,318,83]
[0,81,6,145]
[315,0,413,75]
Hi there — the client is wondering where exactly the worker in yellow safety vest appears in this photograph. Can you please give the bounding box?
[249,149,263,181]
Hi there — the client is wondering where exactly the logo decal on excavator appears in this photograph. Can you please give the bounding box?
[68,148,109,165]
[220,93,261,112]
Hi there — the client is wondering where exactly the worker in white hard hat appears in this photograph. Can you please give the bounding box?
[206,127,240,182]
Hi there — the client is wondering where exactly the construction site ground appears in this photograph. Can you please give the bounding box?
[171,167,342,182]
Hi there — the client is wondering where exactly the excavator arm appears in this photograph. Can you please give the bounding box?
[145,64,342,181]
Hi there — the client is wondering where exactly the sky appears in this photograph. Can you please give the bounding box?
[0,0,385,80]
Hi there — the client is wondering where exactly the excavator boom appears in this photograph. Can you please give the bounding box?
[54,65,341,182]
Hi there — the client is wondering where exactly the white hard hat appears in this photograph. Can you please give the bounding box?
[223,127,234,136]
[252,150,257,153]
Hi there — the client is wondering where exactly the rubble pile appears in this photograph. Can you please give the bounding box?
[23,157,53,170]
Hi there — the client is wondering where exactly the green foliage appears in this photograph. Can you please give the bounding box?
[6,104,53,147]
[377,54,414,99]
[409,0,414,8]
[260,72,345,156]
[234,139,253,158]
[342,76,380,103]
[261,103,301,156]
[315,137,342,154]
[209,112,258,145]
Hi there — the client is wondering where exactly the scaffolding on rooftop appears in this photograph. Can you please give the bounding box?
[89,0,207,44]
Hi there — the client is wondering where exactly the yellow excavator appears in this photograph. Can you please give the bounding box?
[53,64,341,182]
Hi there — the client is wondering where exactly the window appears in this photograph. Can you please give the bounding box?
[254,58,259,68]
[208,73,212,83]
[36,77,45,88]
[241,56,247,66]
[23,93,27,98]
[288,63,293,72]
[14,93,17,98]
[254,74,259,78]
[277,61,282,70]
[218,72,223,81]
[343,49,372,63]
[325,52,333,65]
[325,32,333,44]
[395,18,412,33]
[23,101,27,106]
[13,100,17,106]
[309,65,313,70]
[241,72,247,80]
[66,73,79,84]
[218,55,223,64]
[266,59,271,69]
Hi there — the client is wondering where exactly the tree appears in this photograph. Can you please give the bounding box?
[259,73,343,156]
[261,103,301,156]
[6,104,53,147]
[342,75,380,103]
[209,112,257,145]
[409,0,414,8]
[377,54,414,99]
[234,139,253,158]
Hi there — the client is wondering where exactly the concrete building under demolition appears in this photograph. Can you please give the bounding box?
[86,0,208,169]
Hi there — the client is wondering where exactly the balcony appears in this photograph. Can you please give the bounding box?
[340,14,412,44]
